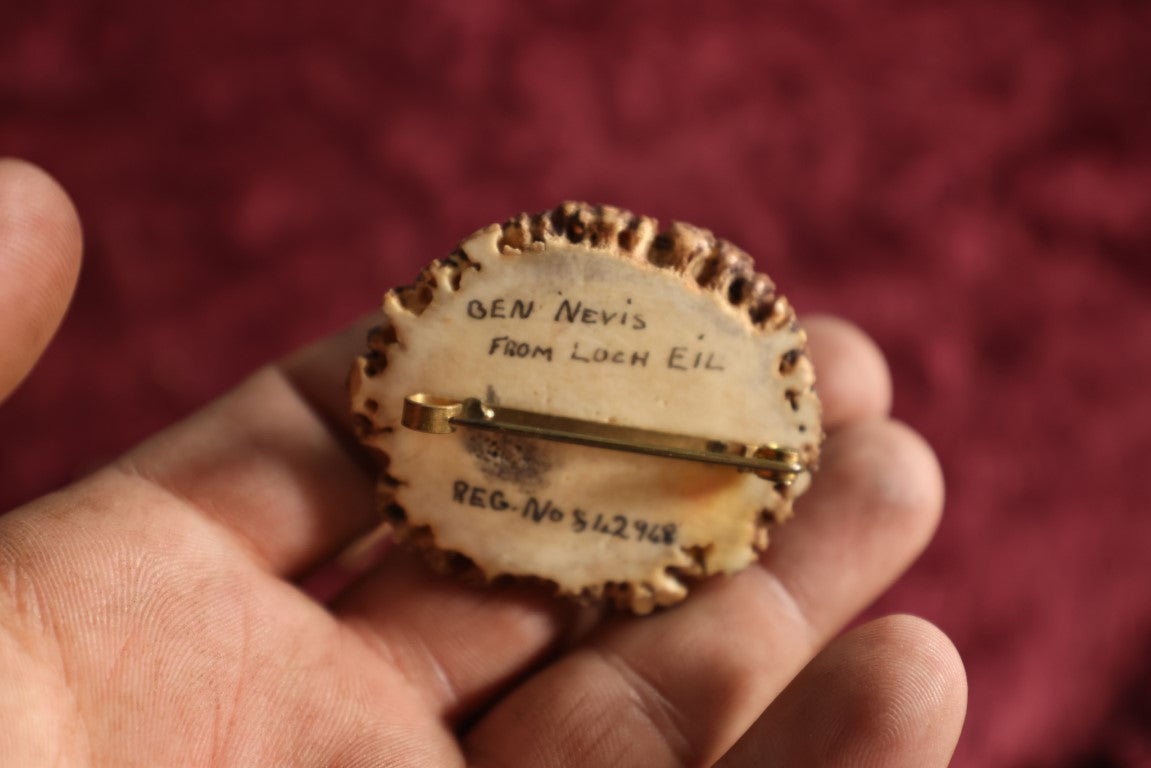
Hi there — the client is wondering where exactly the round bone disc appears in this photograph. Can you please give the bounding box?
[350,203,822,613]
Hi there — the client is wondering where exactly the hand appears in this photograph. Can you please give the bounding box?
[0,158,965,767]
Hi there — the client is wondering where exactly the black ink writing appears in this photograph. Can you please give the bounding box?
[667,346,725,371]
[449,480,676,546]
[451,480,512,511]
[631,518,678,545]
[553,298,645,330]
[569,342,650,367]
[488,335,554,361]
[523,497,565,524]
[467,298,535,320]
[571,508,676,545]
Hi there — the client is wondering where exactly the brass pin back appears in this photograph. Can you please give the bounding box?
[402,393,804,484]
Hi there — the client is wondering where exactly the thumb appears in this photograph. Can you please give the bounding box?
[0,159,82,403]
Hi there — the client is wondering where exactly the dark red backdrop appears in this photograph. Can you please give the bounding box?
[3,1,1150,764]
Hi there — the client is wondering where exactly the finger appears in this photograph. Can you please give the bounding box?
[279,314,384,442]
[335,549,591,722]
[760,420,944,631]
[0,158,82,402]
[110,315,382,577]
[802,314,892,430]
[716,615,967,768]
[328,314,894,724]
[462,419,944,768]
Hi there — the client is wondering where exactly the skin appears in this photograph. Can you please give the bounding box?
[0,157,966,767]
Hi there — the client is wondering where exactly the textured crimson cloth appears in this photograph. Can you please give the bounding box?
[2,1,1150,764]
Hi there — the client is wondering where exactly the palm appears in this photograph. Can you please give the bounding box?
[0,160,965,767]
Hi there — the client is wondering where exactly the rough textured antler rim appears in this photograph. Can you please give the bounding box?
[348,202,823,612]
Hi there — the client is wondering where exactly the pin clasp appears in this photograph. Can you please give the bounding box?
[401,393,805,485]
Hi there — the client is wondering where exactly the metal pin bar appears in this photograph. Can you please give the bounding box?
[401,393,805,484]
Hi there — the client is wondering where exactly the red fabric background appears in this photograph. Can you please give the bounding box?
[2,1,1150,764]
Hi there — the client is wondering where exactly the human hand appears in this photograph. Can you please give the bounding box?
[0,158,965,767]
